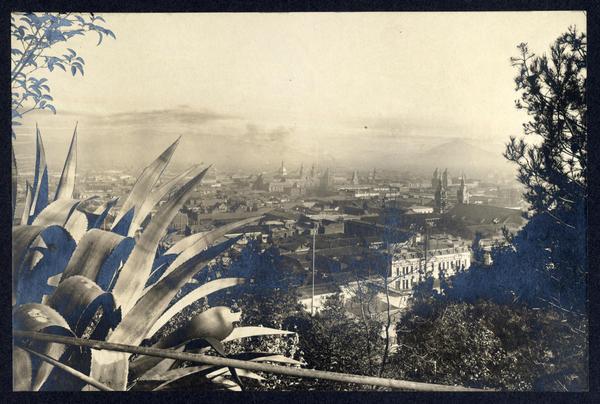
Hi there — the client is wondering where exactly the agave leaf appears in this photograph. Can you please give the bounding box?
[228,352,304,366]
[130,345,186,382]
[147,278,246,338]
[210,376,242,391]
[60,228,133,285]
[157,216,262,284]
[13,303,75,391]
[145,259,174,287]
[14,226,77,305]
[164,231,208,256]
[83,197,119,230]
[111,137,180,229]
[128,164,201,237]
[222,326,295,343]
[130,308,240,381]
[111,166,210,315]
[90,234,240,390]
[144,364,213,382]
[13,346,32,391]
[250,354,304,366]
[31,198,84,228]
[152,366,262,391]
[63,209,89,244]
[111,207,135,236]
[154,307,241,349]
[96,237,136,292]
[46,276,119,338]
[54,124,77,201]
[12,225,46,305]
[20,181,33,225]
[207,367,265,381]
[29,125,49,223]
[153,372,241,391]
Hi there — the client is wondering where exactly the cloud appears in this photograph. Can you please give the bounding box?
[57,105,238,128]
[243,123,294,143]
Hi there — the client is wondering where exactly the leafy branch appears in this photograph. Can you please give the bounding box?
[11,12,115,135]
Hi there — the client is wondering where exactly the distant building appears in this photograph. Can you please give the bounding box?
[431,168,440,189]
[351,170,360,185]
[457,174,470,204]
[268,181,286,193]
[252,173,265,190]
[442,168,449,188]
[434,182,448,213]
[278,160,287,177]
[368,168,377,183]
[319,168,333,194]
[390,245,471,293]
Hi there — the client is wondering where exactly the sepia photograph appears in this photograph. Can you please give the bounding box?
[10,9,589,393]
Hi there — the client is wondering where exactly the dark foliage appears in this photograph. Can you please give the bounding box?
[389,297,587,391]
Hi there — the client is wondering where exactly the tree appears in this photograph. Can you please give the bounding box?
[11,12,115,132]
[386,27,589,392]
[389,298,587,391]
[285,294,386,391]
[503,26,586,310]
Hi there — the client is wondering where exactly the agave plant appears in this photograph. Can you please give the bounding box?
[12,125,300,391]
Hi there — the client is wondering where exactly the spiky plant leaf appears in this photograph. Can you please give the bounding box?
[128,164,200,237]
[89,234,239,390]
[46,276,119,338]
[111,137,180,229]
[111,207,135,236]
[222,326,294,343]
[154,307,240,349]
[13,303,75,391]
[164,231,208,256]
[156,215,262,284]
[14,226,76,305]
[151,366,262,391]
[60,229,130,283]
[147,277,246,337]
[31,199,84,228]
[54,124,77,201]
[111,166,210,315]
[82,197,118,230]
[29,126,49,223]
[21,181,33,225]
[207,367,265,381]
[13,346,32,391]
[12,225,47,305]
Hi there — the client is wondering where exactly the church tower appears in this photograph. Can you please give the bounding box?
[319,168,332,194]
[299,163,304,178]
[369,168,377,184]
[278,160,287,177]
[442,168,449,188]
[432,168,440,189]
[351,170,360,185]
[457,173,470,204]
[434,182,448,213]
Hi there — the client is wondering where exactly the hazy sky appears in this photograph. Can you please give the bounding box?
[13,12,586,173]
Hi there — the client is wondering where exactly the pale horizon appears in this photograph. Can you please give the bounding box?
[12,11,586,174]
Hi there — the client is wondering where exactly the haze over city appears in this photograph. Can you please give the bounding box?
[13,11,584,176]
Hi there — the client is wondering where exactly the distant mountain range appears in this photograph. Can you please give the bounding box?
[411,138,510,174]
